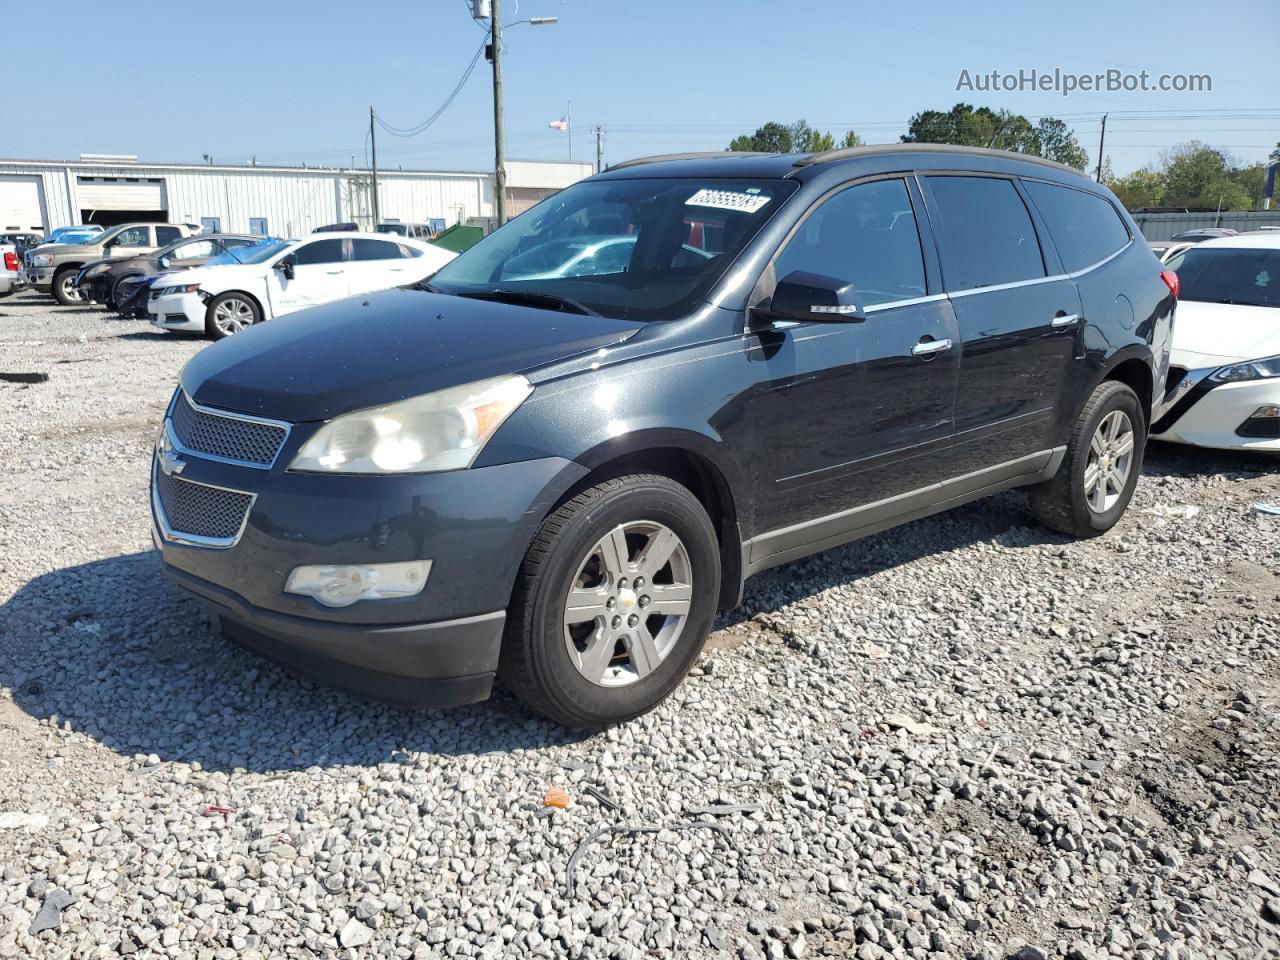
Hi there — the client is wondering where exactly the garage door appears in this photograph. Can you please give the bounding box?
[0,176,46,232]
[76,176,167,213]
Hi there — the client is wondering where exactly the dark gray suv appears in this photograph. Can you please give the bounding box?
[151,145,1176,728]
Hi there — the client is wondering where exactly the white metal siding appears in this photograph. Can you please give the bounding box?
[0,159,583,235]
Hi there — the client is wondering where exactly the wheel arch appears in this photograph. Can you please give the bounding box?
[207,288,265,317]
[563,432,746,611]
[1097,349,1155,429]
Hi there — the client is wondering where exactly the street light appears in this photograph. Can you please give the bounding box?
[487,2,557,226]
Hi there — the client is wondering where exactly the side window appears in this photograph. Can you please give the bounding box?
[926,176,1045,291]
[1022,180,1131,273]
[351,238,403,261]
[293,238,346,266]
[223,238,257,250]
[173,239,216,259]
[398,243,424,259]
[155,226,183,245]
[113,226,149,247]
[773,178,927,307]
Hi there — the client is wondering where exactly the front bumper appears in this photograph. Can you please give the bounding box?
[149,292,205,331]
[166,564,505,708]
[1152,369,1280,452]
[28,266,53,291]
[151,410,587,706]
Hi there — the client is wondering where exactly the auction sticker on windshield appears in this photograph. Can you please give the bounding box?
[685,188,772,213]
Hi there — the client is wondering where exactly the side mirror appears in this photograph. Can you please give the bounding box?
[755,270,866,325]
[275,257,295,280]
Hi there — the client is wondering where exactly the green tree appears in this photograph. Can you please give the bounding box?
[902,103,1086,168]
[840,129,863,148]
[1229,163,1268,209]
[726,119,859,154]
[1159,141,1251,210]
[1107,168,1164,209]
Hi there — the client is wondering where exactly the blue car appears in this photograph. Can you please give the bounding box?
[44,225,105,245]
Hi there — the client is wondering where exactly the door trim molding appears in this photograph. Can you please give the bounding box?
[743,446,1066,575]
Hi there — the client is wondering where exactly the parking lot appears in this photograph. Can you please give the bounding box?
[0,289,1278,959]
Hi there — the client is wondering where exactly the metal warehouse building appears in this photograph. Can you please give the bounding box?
[0,155,592,235]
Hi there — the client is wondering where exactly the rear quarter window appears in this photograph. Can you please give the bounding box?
[925,176,1045,291]
[1023,180,1131,273]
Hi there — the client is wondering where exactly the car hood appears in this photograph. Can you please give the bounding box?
[34,241,99,257]
[1170,299,1280,368]
[182,287,644,421]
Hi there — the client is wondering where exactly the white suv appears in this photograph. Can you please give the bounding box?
[148,233,456,339]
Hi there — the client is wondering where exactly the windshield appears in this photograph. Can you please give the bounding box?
[1171,246,1280,308]
[428,177,797,320]
[224,238,293,265]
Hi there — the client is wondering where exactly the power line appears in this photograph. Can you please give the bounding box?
[374,37,488,138]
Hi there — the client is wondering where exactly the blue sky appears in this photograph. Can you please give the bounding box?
[13,0,1279,176]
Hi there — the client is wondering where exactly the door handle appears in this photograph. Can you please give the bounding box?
[911,337,952,357]
[325,270,343,275]
[1051,312,1080,328]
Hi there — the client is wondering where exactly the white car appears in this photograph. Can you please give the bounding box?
[148,233,455,339]
[1152,233,1280,452]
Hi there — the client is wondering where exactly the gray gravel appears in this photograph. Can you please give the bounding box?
[1,289,1279,959]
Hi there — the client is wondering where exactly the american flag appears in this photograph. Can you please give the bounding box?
[548,116,569,131]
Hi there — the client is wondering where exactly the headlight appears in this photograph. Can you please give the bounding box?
[1210,354,1280,383]
[158,283,201,297]
[31,254,53,266]
[290,374,533,474]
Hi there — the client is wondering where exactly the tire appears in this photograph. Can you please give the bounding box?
[51,267,83,306]
[1031,380,1145,538]
[204,292,261,340]
[500,473,721,729]
[111,274,140,312]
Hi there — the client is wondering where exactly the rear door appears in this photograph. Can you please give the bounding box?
[920,174,1084,470]
[267,237,349,316]
[749,176,960,538]
[347,237,414,295]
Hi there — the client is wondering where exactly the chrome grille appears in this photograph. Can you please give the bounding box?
[170,391,288,467]
[154,467,253,544]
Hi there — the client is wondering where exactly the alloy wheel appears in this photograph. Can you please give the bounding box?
[1084,409,1135,513]
[562,520,693,688]
[59,273,82,303]
[213,298,254,335]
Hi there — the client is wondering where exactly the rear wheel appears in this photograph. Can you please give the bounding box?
[52,267,82,306]
[500,473,720,729]
[1031,380,1144,537]
[204,292,260,339]
[111,274,141,312]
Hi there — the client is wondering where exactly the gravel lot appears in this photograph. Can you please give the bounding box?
[1,289,1279,960]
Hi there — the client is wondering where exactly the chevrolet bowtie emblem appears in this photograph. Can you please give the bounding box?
[158,436,186,476]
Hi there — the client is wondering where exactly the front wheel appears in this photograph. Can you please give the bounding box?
[52,267,82,306]
[500,474,721,729]
[204,292,260,339]
[1031,380,1145,537]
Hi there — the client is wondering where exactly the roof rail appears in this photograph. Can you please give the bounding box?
[793,142,1087,176]
[607,150,774,171]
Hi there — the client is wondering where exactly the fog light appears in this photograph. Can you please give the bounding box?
[1248,405,1280,419]
[284,560,431,607]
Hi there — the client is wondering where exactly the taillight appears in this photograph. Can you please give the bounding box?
[3,252,18,272]
[1160,269,1179,300]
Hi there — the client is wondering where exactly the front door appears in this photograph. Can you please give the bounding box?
[267,237,349,316]
[749,177,960,544]
[920,174,1083,469]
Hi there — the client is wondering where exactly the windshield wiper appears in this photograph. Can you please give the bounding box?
[453,288,599,316]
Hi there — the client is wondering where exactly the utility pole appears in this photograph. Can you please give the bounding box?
[490,0,507,226]
[369,106,381,229]
[594,125,605,174]
[1095,113,1107,183]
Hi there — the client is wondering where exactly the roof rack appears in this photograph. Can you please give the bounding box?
[793,142,1087,176]
[607,150,773,171]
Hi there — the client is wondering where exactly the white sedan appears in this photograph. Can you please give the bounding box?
[1152,233,1280,452]
[148,233,455,339]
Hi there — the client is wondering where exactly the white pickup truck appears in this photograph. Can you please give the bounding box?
[0,241,27,298]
